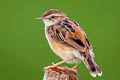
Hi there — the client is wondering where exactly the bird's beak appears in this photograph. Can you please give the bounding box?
[36,16,45,20]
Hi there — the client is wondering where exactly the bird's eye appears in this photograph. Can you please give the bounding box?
[51,16,55,19]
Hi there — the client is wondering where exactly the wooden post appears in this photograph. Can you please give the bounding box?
[43,67,79,80]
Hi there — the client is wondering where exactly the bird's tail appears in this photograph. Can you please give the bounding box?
[82,51,102,77]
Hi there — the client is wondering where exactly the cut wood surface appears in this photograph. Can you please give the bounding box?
[43,66,79,80]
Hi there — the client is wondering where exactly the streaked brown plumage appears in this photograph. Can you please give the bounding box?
[36,9,102,77]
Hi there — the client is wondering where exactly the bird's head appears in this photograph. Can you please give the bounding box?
[36,9,67,27]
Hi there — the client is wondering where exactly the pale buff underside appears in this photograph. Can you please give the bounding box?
[45,29,81,64]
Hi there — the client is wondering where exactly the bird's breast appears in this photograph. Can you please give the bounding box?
[45,28,75,61]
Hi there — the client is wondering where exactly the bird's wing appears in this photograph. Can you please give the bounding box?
[47,19,92,52]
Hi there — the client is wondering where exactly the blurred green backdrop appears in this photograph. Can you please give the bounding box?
[0,0,120,80]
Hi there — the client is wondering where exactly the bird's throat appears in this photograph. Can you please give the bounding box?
[43,20,56,27]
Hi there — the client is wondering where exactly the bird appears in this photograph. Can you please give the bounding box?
[36,9,102,77]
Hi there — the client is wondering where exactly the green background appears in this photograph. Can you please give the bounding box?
[0,0,120,80]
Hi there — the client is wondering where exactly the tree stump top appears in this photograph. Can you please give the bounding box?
[44,67,79,80]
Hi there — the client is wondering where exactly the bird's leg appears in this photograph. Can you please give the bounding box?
[52,57,74,67]
[44,57,74,70]
[72,62,80,70]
